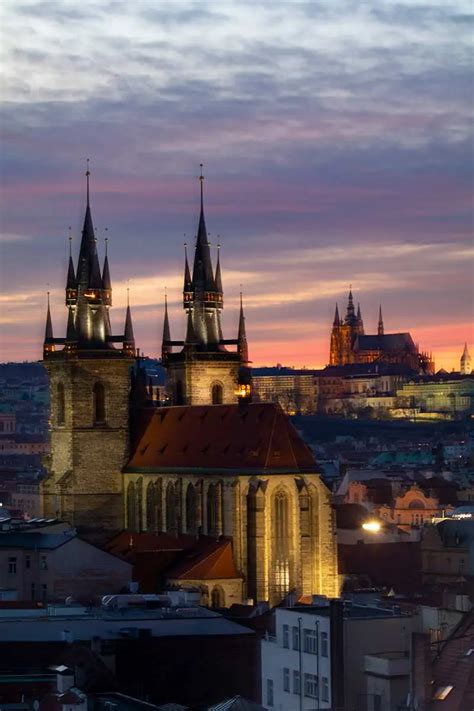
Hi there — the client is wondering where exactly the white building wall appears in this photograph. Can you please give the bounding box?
[261,608,332,710]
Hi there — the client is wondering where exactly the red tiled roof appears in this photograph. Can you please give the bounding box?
[166,539,239,580]
[126,403,316,473]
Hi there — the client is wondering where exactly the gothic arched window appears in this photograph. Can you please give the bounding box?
[186,483,197,534]
[127,481,137,531]
[57,383,65,425]
[207,482,220,536]
[272,490,292,601]
[93,382,106,425]
[146,480,162,532]
[211,383,223,405]
[166,482,179,534]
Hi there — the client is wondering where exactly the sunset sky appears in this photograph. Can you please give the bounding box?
[1,1,472,369]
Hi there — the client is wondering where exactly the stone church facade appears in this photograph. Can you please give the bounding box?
[41,169,338,604]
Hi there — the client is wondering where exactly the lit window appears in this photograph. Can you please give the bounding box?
[434,686,453,701]
[304,673,318,698]
[283,667,290,692]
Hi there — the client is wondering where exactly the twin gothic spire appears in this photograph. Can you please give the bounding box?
[43,166,135,358]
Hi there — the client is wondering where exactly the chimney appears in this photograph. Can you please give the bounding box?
[55,665,74,693]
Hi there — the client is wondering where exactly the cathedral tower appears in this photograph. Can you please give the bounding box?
[162,169,250,405]
[460,343,471,375]
[42,168,136,529]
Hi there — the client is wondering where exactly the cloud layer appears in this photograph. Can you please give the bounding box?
[1,1,472,368]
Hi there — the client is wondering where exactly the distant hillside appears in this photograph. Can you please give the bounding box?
[0,362,46,381]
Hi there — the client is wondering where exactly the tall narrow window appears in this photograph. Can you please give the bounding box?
[211,383,223,405]
[93,382,106,424]
[207,483,219,536]
[186,483,197,534]
[273,490,292,601]
[127,481,137,531]
[166,482,179,534]
[146,480,162,532]
[57,383,65,425]
[211,586,225,608]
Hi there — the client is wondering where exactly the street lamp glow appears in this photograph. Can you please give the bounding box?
[362,520,381,533]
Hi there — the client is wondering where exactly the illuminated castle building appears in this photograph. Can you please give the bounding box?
[329,289,434,374]
[41,169,338,605]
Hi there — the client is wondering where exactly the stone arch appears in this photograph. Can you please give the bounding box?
[57,382,65,425]
[211,585,225,608]
[408,499,426,509]
[211,381,223,405]
[127,481,137,531]
[186,483,197,534]
[166,481,180,534]
[146,480,162,532]
[93,381,106,425]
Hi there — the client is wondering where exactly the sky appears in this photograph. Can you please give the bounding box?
[1,0,473,369]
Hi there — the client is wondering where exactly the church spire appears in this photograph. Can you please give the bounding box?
[345,286,357,326]
[238,290,249,363]
[102,234,112,298]
[162,289,172,361]
[333,303,340,327]
[76,161,102,293]
[123,288,135,356]
[356,302,364,334]
[378,305,384,336]
[43,291,55,356]
[460,342,471,375]
[191,164,215,293]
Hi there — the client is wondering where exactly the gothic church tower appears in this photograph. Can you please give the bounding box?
[42,169,136,529]
[162,170,250,405]
[329,288,364,365]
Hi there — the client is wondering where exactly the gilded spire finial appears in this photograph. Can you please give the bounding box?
[105,227,108,256]
[127,285,130,307]
[68,226,72,257]
[86,158,90,207]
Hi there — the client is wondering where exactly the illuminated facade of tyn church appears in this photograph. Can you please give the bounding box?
[329,290,434,374]
[42,171,338,605]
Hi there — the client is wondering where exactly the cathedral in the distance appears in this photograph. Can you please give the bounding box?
[329,289,435,374]
[41,168,339,606]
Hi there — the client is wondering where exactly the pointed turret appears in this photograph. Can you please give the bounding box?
[123,289,135,356]
[215,243,223,306]
[356,302,364,335]
[66,307,77,341]
[162,291,172,361]
[185,308,196,345]
[102,236,112,306]
[183,242,193,309]
[378,305,384,336]
[237,291,249,363]
[43,292,55,356]
[333,303,340,327]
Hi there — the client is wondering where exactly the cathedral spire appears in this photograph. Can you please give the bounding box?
[333,303,340,327]
[461,342,471,375]
[183,241,192,292]
[66,227,77,307]
[77,161,102,292]
[378,305,384,336]
[191,164,215,293]
[162,289,172,361]
[102,234,112,307]
[215,242,223,302]
[345,286,356,325]
[238,290,249,363]
[356,302,364,334]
